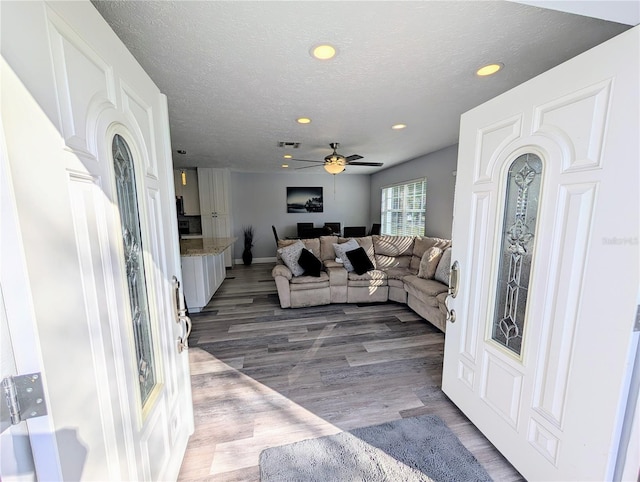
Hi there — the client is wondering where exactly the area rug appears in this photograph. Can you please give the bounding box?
[259,414,492,481]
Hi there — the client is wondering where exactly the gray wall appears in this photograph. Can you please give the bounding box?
[370,144,458,239]
[231,172,371,260]
[230,144,458,263]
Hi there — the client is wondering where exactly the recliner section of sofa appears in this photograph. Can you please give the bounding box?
[272,235,452,332]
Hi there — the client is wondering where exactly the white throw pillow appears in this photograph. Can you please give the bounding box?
[277,240,306,276]
[434,247,452,285]
[418,246,443,279]
[332,239,360,272]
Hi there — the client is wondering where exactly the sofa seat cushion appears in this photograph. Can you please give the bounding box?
[384,267,414,280]
[388,278,404,289]
[403,275,448,305]
[290,272,330,290]
[347,269,387,287]
[347,269,386,281]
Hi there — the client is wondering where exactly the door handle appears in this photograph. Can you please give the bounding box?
[177,314,192,353]
[448,260,459,298]
[172,276,192,352]
[446,260,459,323]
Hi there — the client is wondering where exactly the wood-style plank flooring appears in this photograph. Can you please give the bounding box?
[178,263,524,481]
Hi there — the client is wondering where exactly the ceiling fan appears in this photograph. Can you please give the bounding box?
[291,142,383,174]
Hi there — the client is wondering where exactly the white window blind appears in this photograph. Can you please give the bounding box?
[380,178,427,236]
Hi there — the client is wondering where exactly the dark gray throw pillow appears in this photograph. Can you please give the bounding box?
[297,248,322,277]
[345,247,374,275]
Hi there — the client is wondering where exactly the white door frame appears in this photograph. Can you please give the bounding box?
[0,102,61,479]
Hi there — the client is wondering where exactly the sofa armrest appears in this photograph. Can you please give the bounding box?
[272,263,293,280]
[272,264,293,308]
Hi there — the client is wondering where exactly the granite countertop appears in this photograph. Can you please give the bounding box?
[180,237,237,256]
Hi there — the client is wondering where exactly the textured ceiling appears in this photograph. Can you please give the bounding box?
[92,1,631,174]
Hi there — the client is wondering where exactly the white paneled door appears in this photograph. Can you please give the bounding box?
[443,27,639,481]
[1,1,193,480]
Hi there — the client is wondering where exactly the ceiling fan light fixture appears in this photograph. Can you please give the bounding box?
[324,151,346,174]
[311,44,337,60]
[324,162,345,174]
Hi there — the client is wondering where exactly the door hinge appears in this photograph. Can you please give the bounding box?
[1,373,47,434]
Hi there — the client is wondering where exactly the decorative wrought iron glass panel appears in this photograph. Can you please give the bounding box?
[112,134,156,404]
[492,153,542,356]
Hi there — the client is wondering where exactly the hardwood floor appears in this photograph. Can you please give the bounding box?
[177,263,524,481]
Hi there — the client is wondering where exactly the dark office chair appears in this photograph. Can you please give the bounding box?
[272,225,280,247]
[297,222,314,238]
[324,222,341,236]
[343,226,367,238]
[369,223,381,235]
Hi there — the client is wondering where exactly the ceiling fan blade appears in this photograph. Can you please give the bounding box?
[290,158,324,163]
[346,161,384,167]
[294,164,322,170]
[345,154,363,162]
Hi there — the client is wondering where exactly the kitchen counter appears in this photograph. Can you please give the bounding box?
[180,236,236,257]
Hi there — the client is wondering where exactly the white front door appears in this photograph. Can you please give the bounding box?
[1,1,193,480]
[443,27,639,481]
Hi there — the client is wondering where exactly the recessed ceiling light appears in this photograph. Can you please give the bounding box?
[282,164,289,168]
[311,44,337,60]
[392,124,407,130]
[476,63,503,77]
[297,117,311,124]
[283,154,292,159]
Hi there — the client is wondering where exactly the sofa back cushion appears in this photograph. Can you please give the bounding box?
[277,240,306,276]
[319,235,339,261]
[372,235,415,270]
[418,246,444,279]
[410,236,451,272]
[338,235,375,265]
[278,238,321,259]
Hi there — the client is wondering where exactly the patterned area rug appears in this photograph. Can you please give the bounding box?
[260,414,492,481]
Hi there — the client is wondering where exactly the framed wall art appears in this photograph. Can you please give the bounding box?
[287,187,323,213]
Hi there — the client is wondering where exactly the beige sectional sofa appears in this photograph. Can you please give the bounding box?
[271,235,452,332]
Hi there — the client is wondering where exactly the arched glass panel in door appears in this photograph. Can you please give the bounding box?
[492,153,542,356]
[112,134,157,405]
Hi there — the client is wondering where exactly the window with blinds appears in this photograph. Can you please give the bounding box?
[380,178,427,236]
